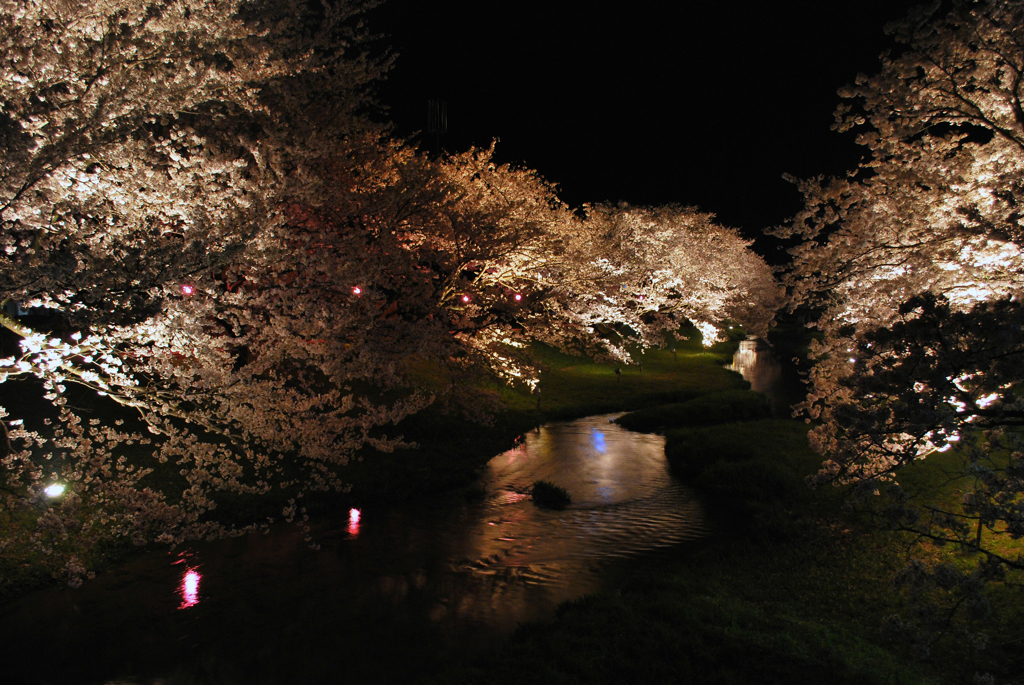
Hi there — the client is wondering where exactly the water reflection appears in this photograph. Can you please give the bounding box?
[465,415,706,587]
[348,507,361,537]
[728,339,783,394]
[728,338,806,418]
[179,569,201,610]
[1,415,707,685]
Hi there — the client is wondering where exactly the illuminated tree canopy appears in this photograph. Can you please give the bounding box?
[781,0,1024,579]
[0,0,779,583]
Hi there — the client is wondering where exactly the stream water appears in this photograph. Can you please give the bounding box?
[729,338,806,418]
[2,341,797,684]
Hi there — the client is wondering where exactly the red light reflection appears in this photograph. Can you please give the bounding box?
[348,508,361,537]
[179,568,201,609]
[181,284,195,296]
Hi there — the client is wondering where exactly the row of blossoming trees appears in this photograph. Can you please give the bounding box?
[0,0,779,583]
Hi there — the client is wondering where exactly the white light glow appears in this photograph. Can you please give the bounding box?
[977,392,1000,408]
[43,483,64,498]
[693,321,720,347]
[179,568,201,609]
[348,507,361,537]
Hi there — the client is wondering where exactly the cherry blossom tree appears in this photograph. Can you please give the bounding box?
[779,0,1024,647]
[576,203,781,350]
[0,0,406,582]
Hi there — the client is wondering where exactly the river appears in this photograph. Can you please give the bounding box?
[2,342,794,684]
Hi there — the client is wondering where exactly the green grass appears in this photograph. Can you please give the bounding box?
[335,339,749,504]
[434,572,933,685]
[508,339,748,419]
[10,319,1024,683]
[1,332,753,597]
[615,389,771,432]
[895,441,1024,558]
[864,440,1024,679]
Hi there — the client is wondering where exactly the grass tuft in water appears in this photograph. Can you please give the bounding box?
[531,480,572,509]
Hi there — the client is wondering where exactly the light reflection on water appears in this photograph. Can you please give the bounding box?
[179,569,200,610]
[728,338,804,417]
[729,339,783,394]
[1,415,710,684]
[348,507,361,537]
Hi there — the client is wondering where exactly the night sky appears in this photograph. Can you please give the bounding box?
[368,0,924,254]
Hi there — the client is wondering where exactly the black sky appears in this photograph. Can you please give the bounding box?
[368,0,924,245]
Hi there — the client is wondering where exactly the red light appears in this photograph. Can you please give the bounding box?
[348,508,361,537]
[181,284,194,296]
[352,286,362,295]
[461,295,470,303]
[514,293,522,301]
[179,568,201,609]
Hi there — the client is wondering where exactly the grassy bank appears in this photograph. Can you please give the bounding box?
[8,321,1022,683]
[428,396,1023,684]
[615,388,771,432]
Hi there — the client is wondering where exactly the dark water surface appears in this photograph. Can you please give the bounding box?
[3,417,706,684]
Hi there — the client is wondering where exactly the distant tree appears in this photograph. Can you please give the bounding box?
[780,0,1024,652]
[276,145,782,410]
[579,204,780,349]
